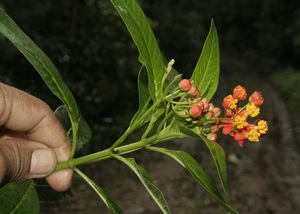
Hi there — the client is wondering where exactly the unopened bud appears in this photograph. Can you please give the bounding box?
[233,85,247,100]
[179,79,192,92]
[188,85,200,98]
[207,133,218,142]
[189,105,202,118]
[249,91,264,106]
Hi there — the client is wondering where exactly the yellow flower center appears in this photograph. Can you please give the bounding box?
[247,128,261,142]
[234,115,248,129]
[257,120,268,134]
[246,103,260,117]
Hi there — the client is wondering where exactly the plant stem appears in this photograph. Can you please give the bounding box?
[110,98,162,150]
[55,135,159,171]
[70,120,79,158]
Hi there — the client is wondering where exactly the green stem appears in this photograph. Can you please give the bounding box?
[70,120,79,158]
[56,135,158,171]
[110,98,162,150]
[156,110,173,134]
[141,115,156,139]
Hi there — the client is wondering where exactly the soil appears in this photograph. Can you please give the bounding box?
[40,58,300,214]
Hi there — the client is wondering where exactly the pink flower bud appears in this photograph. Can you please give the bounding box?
[233,85,247,100]
[205,111,214,119]
[189,104,202,118]
[207,133,218,142]
[208,103,215,111]
[179,79,192,91]
[249,91,264,106]
[188,85,201,98]
[210,124,220,133]
[201,98,210,112]
[212,107,222,118]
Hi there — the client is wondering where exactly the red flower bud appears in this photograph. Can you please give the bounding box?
[249,91,264,106]
[189,104,202,118]
[233,85,247,100]
[179,79,192,91]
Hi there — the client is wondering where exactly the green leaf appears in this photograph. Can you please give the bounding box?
[201,136,228,193]
[130,66,152,128]
[0,180,39,214]
[148,147,238,214]
[191,19,220,101]
[74,168,123,214]
[114,156,170,214]
[35,179,73,203]
[0,8,79,122]
[110,0,165,101]
[161,120,228,195]
[55,105,92,151]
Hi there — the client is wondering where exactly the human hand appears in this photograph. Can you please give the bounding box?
[0,83,72,192]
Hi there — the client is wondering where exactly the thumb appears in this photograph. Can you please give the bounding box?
[0,138,57,185]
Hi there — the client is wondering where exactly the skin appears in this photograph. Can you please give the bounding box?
[0,82,72,192]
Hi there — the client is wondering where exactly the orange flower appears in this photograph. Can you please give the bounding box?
[249,91,264,106]
[233,129,248,147]
[233,85,247,100]
[222,95,238,110]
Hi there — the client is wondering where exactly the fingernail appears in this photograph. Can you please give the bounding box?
[30,149,56,176]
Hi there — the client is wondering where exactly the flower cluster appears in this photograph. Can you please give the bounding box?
[220,85,268,147]
[175,79,222,141]
[173,80,269,147]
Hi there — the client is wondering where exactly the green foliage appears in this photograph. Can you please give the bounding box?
[0,0,238,213]
[0,180,39,214]
[114,155,171,213]
[35,179,72,203]
[74,168,123,214]
[191,20,220,101]
[110,0,165,102]
[0,8,79,122]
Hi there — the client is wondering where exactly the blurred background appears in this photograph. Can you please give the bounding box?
[0,0,300,213]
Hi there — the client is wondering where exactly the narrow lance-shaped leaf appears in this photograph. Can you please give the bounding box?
[0,180,39,214]
[74,168,123,214]
[129,66,152,128]
[201,136,228,194]
[0,9,79,121]
[191,19,220,101]
[114,156,171,214]
[110,0,166,101]
[148,147,238,214]
[161,119,228,194]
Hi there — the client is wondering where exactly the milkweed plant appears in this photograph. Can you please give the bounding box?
[0,0,268,213]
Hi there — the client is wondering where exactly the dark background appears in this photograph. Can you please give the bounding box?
[0,0,300,213]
